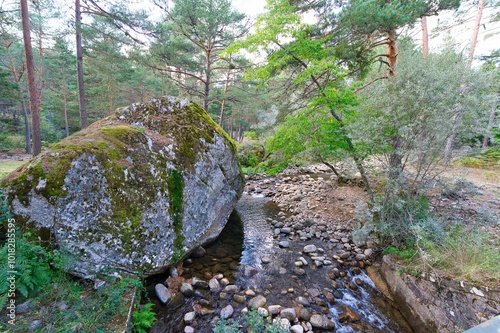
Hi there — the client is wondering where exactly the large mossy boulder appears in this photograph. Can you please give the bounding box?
[1,97,244,278]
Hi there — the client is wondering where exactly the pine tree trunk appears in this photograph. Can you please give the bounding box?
[204,50,211,111]
[387,29,398,76]
[76,0,88,129]
[219,68,231,126]
[421,16,429,56]
[467,0,484,68]
[21,96,31,154]
[21,0,41,156]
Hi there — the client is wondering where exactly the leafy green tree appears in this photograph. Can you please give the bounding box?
[350,41,490,186]
[267,108,352,180]
[230,0,374,200]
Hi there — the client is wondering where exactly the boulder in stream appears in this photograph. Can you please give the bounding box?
[1,97,244,278]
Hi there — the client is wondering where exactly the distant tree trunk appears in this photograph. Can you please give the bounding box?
[219,68,231,126]
[76,0,88,129]
[444,0,483,163]
[421,16,429,56]
[59,61,70,137]
[21,0,41,156]
[21,94,31,154]
[467,0,484,68]
[204,50,211,111]
[5,40,31,154]
[483,94,498,148]
[418,16,429,165]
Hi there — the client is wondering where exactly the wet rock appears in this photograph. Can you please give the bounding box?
[290,325,304,333]
[339,252,350,259]
[309,314,335,330]
[308,288,321,297]
[280,308,297,321]
[248,295,267,309]
[209,278,220,291]
[261,256,273,264]
[184,311,196,324]
[220,305,234,319]
[303,245,317,253]
[245,289,256,296]
[155,283,172,304]
[180,282,194,297]
[299,308,312,321]
[325,292,335,304]
[352,267,362,275]
[281,227,292,234]
[233,295,246,303]
[191,246,207,258]
[342,305,361,322]
[296,296,310,306]
[192,277,209,289]
[223,285,239,293]
[167,292,185,308]
[268,305,282,315]
[293,267,306,276]
[258,307,269,317]
[279,241,290,248]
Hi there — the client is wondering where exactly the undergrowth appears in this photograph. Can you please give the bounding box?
[358,177,499,286]
[0,194,155,332]
[212,310,289,333]
[455,146,500,168]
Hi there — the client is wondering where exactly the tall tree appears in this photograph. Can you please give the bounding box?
[20,0,41,155]
[339,0,460,176]
[44,38,79,137]
[76,0,88,129]
[443,0,486,163]
[467,0,485,67]
[1,36,31,154]
[149,0,246,111]
[232,0,375,200]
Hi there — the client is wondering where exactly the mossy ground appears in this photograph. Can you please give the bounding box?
[0,160,26,180]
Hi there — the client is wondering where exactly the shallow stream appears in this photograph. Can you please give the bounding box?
[147,195,413,333]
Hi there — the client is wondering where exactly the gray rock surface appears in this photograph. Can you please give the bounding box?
[309,314,335,329]
[1,97,244,278]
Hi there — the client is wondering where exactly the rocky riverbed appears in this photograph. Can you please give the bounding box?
[148,170,414,333]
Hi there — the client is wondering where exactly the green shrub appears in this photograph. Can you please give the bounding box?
[132,302,156,333]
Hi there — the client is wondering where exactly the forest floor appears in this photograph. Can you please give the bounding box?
[0,153,29,179]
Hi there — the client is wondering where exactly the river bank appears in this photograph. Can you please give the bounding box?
[149,166,499,332]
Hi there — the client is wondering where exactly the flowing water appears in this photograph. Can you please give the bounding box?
[148,195,413,333]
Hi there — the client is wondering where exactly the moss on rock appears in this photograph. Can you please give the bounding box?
[0,97,244,278]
